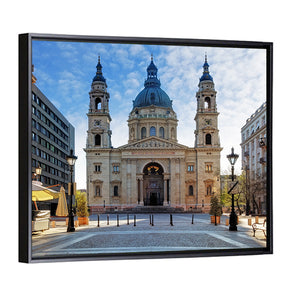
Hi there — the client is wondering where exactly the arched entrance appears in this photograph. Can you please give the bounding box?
[143,162,164,206]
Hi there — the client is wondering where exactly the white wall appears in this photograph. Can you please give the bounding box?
[2,1,298,299]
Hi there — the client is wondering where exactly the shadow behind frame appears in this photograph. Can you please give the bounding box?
[18,33,273,263]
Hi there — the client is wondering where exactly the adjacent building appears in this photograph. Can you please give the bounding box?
[85,55,222,213]
[31,73,75,200]
[240,102,267,215]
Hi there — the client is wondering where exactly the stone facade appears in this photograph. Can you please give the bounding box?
[241,102,267,214]
[84,55,222,213]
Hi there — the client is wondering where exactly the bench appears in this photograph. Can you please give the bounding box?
[252,219,267,237]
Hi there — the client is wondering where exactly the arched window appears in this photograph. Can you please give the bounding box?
[159,127,165,138]
[150,126,156,136]
[113,186,119,197]
[205,133,212,145]
[95,134,101,146]
[141,127,146,139]
[95,98,102,110]
[189,185,194,196]
[204,97,211,109]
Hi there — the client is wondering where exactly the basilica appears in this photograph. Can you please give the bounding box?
[84,54,222,213]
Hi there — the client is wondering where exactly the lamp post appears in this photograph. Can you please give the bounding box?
[227,147,239,231]
[66,149,77,233]
[35,164,42,182]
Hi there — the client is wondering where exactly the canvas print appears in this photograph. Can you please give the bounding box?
[28,38,270,260]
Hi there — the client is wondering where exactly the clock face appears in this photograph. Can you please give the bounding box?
[205,119,211,125]
[94,120,101,127]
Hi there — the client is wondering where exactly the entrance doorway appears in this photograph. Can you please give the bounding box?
[143,162,164,206]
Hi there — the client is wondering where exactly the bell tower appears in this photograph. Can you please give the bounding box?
[194,55,220,149]
[86,56,112,149]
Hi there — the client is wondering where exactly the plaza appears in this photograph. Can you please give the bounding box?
[32,214,266,259]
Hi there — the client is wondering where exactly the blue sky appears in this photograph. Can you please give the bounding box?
[32,40,266,189]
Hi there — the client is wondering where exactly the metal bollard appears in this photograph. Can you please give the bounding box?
[107,214,109,225]
[149,214,152,225]
[117,214,119,227]
[192,214,194,225]
[152,214,154,226]
[127,214,129,225]
[97,214,100,227]
[170,214,173,226]
[134,215,136,226]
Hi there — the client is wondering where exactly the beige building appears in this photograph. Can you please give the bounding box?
[241,102,267,214]
[84,55,222,213]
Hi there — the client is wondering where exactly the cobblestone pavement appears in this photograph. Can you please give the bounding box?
[32,214,267,259]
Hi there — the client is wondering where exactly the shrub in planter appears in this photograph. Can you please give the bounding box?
[76,191,89,225]
[209,195,223,225]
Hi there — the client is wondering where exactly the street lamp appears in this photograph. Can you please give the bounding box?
[66,149,77,232]
[35,164,42,181]
[227,147,239,231]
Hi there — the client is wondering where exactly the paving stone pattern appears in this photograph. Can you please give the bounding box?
[32,214,266,258]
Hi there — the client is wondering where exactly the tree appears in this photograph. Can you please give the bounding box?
[209,195,223,217]
[75,190,89,217]
[221,173,247,215]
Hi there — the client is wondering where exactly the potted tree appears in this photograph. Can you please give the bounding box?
[76,190,89,225]
[209,195,222,225]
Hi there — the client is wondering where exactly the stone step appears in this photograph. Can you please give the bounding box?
[128,206,184,213]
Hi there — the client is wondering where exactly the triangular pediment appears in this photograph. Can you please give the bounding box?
[118,137,189,150]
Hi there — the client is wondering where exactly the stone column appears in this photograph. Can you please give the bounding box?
[164,179,167,206]
[139,178,144,205]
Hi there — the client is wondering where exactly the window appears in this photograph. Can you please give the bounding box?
[159,127,165,138]
[95,134,101,146]
[205,163,213,173]
[150,126,156,136]
[205,133,212,145]
[187,165,194,172]
[94,164,101,173]
[113,186,119,197]
[189,185,193,196]
[141,127,146,139]
[113,165,120,173]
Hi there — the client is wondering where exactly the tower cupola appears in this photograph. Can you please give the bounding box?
[93,56,106,83]
[200,54,214,82]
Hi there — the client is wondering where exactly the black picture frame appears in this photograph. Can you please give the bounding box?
[19,33,273,263]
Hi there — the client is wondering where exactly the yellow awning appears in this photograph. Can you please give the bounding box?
[32,190,59,201]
